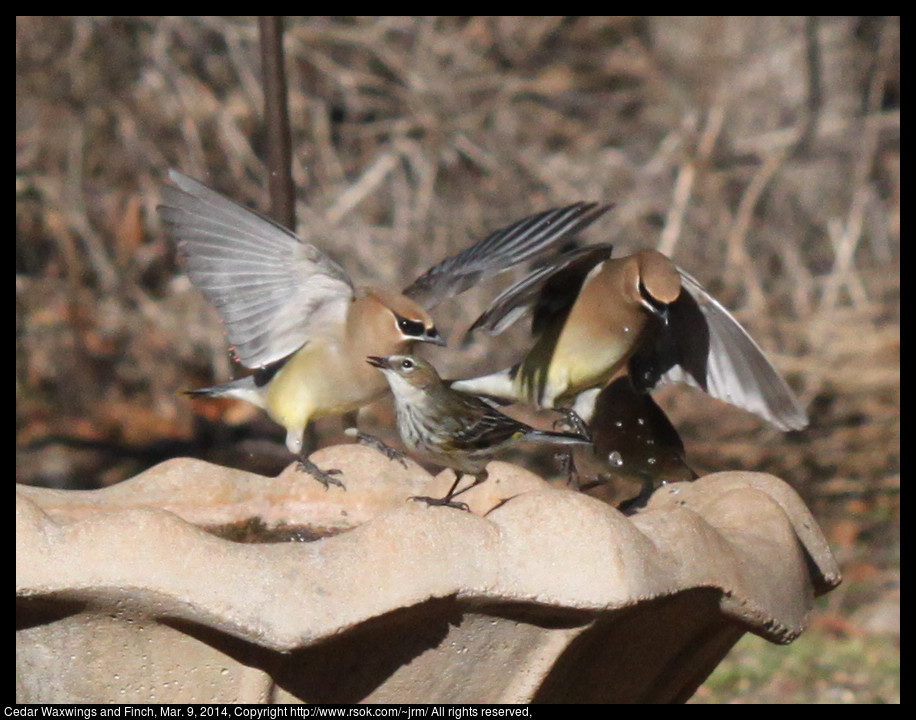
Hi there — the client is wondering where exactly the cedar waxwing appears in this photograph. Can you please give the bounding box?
[366,354,593,510]
[159,170,610,487]
[453,243,809,432]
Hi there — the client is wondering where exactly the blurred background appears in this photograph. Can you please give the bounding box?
[16,17,898,702]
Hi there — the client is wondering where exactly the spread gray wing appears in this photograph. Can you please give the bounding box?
[159,170,354,368]
[659,268,809,431]
[404,203,611,309]
[466,244,614,337]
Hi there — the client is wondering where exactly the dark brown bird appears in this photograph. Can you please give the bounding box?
[563,376,698,513]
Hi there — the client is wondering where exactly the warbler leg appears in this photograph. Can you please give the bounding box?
[450,470,488,499]
[411,471,476,511]
[411,495,470,512]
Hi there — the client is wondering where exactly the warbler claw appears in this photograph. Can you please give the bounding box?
[409,494,470,512]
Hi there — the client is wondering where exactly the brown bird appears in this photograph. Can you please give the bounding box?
[367,354,593,510]
[563,376,698,513]
[453,243,809,432]
[159,170,611,488]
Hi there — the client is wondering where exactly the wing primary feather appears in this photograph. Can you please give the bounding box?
[668,268,809,430]
[159,170,354,368]
[403,202,612,308]
[466,243,614,337]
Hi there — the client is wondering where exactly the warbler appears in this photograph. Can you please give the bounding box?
[367,354,592,510]
[159,170,610,488]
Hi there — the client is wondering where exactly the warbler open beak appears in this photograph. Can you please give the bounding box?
[366,355,391,370]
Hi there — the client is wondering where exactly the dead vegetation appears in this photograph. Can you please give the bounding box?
[16,17,898,701]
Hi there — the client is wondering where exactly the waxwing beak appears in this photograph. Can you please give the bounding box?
[423,327,448,346]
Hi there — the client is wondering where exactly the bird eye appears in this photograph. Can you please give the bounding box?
[397,316,426,337]
[400,359,415,370]
[638,280,669,320]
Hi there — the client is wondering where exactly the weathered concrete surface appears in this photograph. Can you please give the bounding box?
[16,446,840,703]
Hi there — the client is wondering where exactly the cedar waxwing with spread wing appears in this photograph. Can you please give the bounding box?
[159,170,611,488]
[452,243,809,432]
[366,354,592,510]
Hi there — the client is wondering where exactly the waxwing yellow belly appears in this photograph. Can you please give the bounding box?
[540,260,652,406]
[264,341,388,442]
[545,320,637,405]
